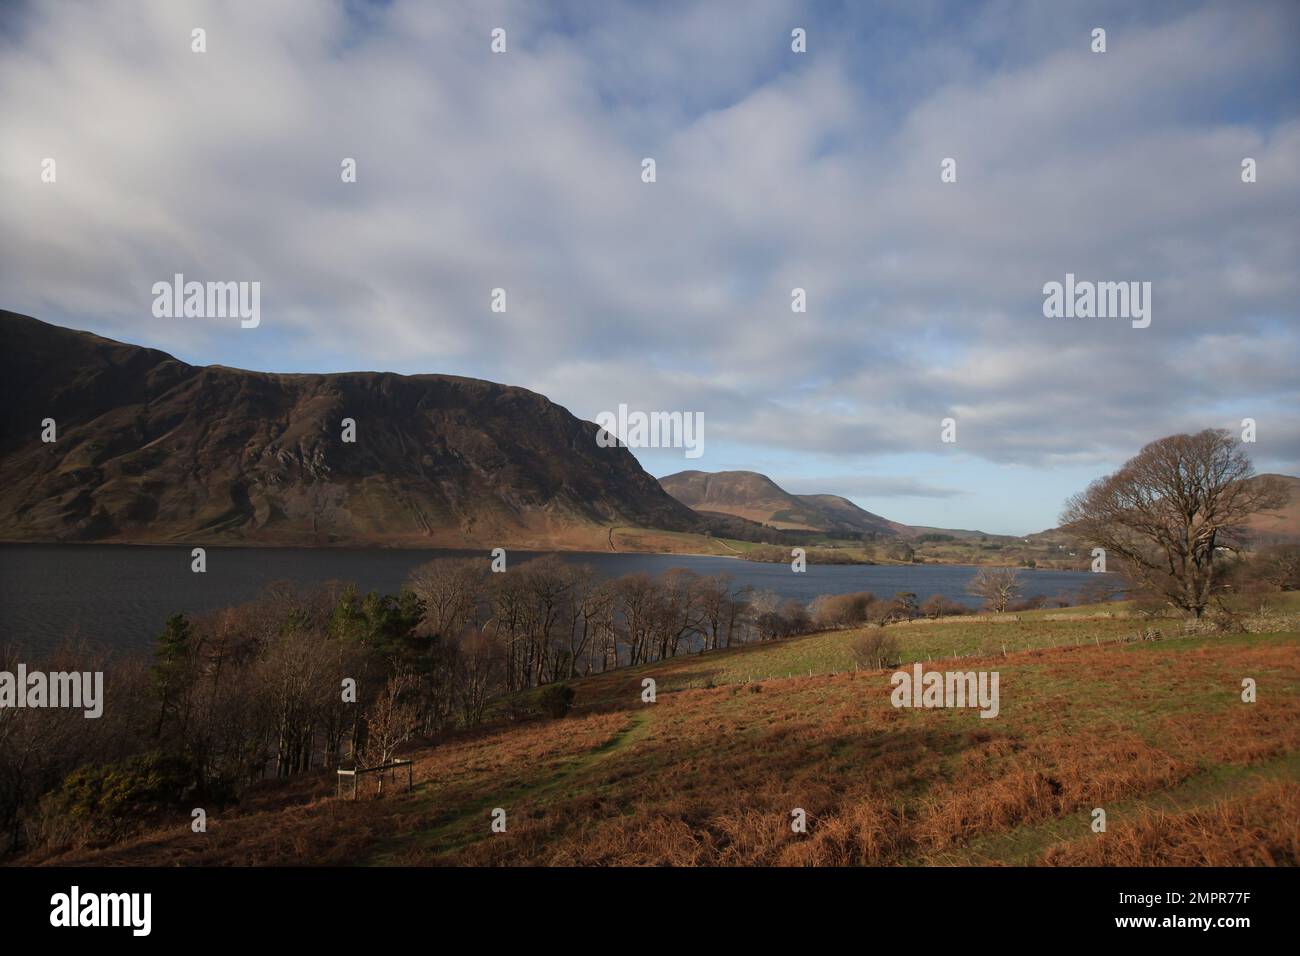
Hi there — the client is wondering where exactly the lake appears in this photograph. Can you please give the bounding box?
[0,544,1112,654]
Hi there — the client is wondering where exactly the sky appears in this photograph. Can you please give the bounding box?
[1,0,1297,535]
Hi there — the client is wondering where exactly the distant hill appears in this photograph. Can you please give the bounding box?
[1239,474,1300,543]
[659,469,910,537]
[0,311,700,547]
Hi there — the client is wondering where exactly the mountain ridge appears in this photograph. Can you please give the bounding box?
[658,469,911,537]
[4,312,1294,553]
[0,311,701,548]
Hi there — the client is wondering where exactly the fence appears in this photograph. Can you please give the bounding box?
[336,758,414,800]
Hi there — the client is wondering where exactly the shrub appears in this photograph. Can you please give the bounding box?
[537,683,575,719]
[920,594,966,619]
[811,591,876,629]
[888,592,919,621]
[780,598,813,635]
[852,631,901,670]
[1132,592,1171,618]
[1007,594,1047,612]
[866,602,894,628]
[1257,544,1300,591]
[37,751,194,847]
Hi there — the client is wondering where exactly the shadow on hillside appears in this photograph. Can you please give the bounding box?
[389,718,1012,865]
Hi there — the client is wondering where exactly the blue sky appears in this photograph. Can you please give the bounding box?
[2,0,1297,534]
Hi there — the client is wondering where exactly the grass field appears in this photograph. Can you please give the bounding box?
[607,525,1083,567]
[28,606,1300,867]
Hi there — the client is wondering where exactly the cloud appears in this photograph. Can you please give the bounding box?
[1,0,1297,516]
[780,475,964,499]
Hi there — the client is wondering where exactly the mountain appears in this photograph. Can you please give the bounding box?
[658,469,909,537]
[0,311,701,547]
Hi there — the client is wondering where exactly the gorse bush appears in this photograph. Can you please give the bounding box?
[537,683,575,719]
[38,751,193,847]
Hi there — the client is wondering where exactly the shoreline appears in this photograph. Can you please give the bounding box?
[0,538,1089,573]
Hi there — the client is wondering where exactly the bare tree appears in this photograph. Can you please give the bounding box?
[1253,543,1300,591]
[358,670,418,772]
[659,568,704,658]
[455,628,503,727]
[690,574,728,651]
[613,573,663,666]
[259,622,334,777]
[407,558,486,639]
[966,568,1022,613]
[1061,429,1288,618]
[749,589,782,641]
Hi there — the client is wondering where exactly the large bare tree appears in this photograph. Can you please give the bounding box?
[1061,429,1288,618]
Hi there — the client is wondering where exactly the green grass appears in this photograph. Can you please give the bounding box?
[504,595,1299,716]
[560,611,1179,712]
[369,711,654,863]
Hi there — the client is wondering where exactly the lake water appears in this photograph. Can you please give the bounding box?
[0,544,1111,654]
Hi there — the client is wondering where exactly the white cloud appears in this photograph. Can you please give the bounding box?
[1,0,1297,498]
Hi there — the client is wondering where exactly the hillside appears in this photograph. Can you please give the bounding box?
[660,469,909,537]
[0,312,700,548]
[29,606,1300,866]
[1240,474,1300,543]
